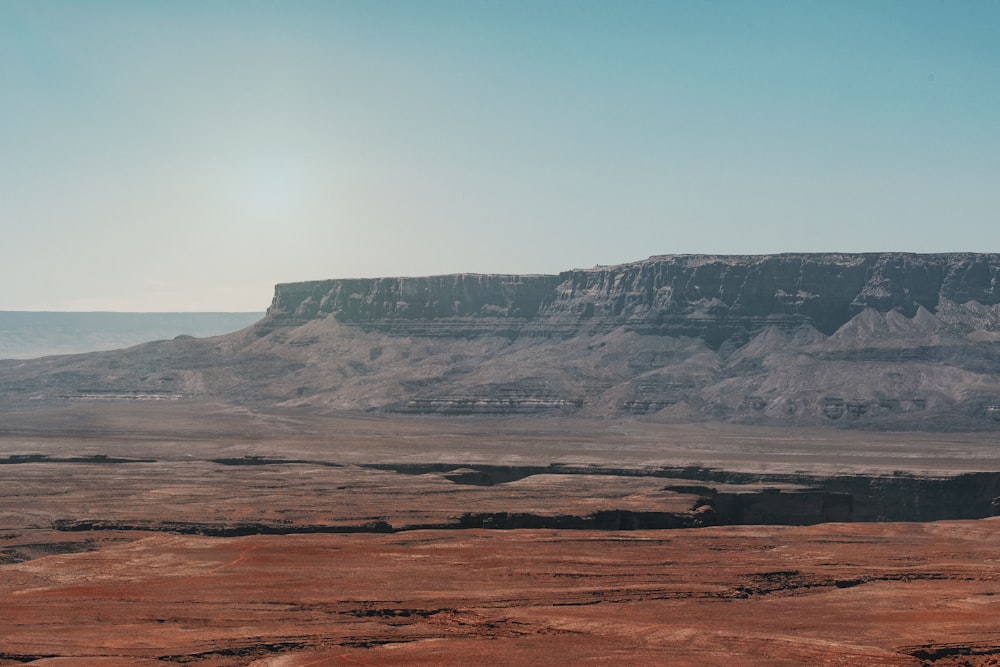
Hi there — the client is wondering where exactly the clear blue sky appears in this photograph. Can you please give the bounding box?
[2,1,998,310]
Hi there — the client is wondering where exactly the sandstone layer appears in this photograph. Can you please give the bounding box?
[3,253,1000,428]
[265,253,1000,344]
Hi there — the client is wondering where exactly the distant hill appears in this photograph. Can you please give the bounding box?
[0,312,263,359]
[3,253,1000,429]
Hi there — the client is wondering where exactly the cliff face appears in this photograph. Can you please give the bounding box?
[263,274,563,338]
[263,253,1000,347]
[5,253,1000,428]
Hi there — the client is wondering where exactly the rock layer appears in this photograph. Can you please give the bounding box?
[4,253,1000,427]
[264,253,1000,346]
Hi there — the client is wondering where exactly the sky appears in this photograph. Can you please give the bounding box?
[2,1,999,311]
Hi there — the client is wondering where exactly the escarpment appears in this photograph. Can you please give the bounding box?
[229,253,1000,425]
[5,253,1000,428]
[260,273,564,338]
[261,253,1000,347]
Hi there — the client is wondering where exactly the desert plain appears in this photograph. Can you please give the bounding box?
[2,400,999,666]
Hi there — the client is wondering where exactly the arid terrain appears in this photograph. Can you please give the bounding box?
[3,254,1000,664]
[5,0,999,652]
[5,254,1000,429]
[2,401,999,666]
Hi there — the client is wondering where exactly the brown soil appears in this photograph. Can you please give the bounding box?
[3,525,1000,666]
[2,401,999,665]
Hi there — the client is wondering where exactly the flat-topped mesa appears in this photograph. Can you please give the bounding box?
[262,273,564,338]
[261,253,1000,347]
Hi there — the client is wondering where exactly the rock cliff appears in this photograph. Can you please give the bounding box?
[261,253,1000,347]
[4,253,1000,428]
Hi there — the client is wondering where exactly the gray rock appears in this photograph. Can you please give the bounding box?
[263,253,1000,348]
[4,253,1000,429]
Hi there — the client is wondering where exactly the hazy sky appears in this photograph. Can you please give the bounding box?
[3,1,999,311]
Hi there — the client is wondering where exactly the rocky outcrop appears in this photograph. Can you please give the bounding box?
[262,253,1000,347]
[5,253,1000,428]
[260,274,562,339]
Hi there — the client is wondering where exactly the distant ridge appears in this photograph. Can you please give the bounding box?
[265,252,1000,346]
[0,312,263,359]
[2,253,1000,429]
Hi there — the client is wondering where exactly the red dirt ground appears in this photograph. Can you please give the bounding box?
[2,403,1000,665]
[2,522,1000,666]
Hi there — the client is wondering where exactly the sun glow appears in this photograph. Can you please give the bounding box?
[228,154,310,222]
